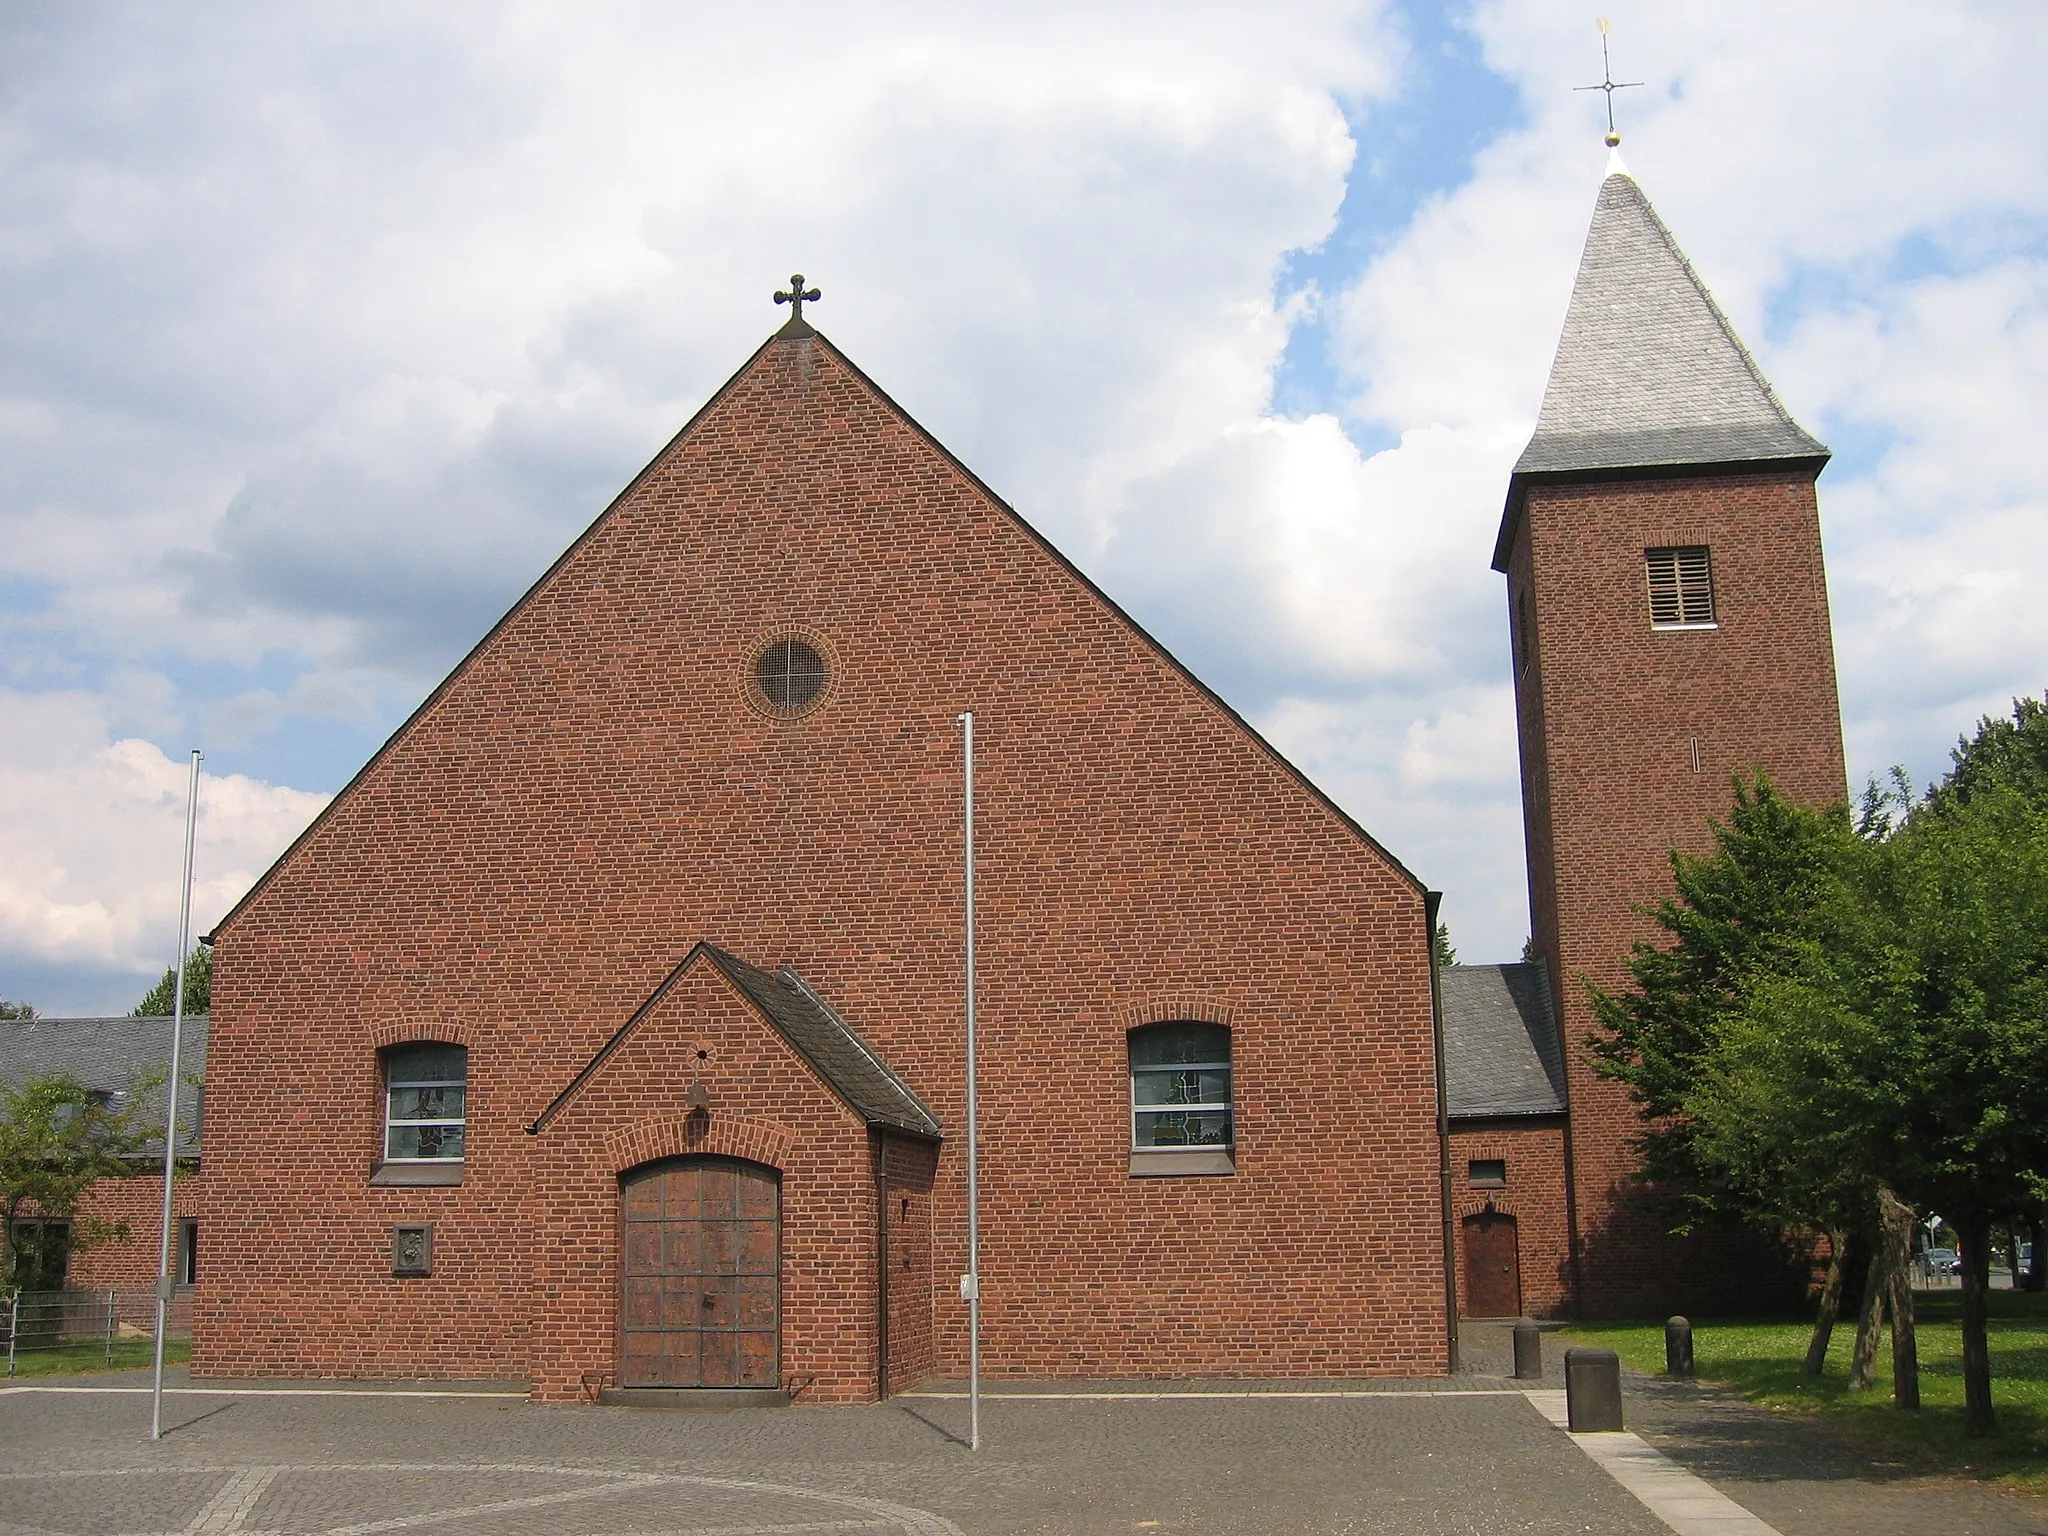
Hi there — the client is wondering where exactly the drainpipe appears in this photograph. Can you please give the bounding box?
[1426,890,1459,1374]
[872,1127,891,1401]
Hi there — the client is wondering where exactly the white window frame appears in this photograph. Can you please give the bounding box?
[383,1045,467,1164]
[1128,1025,1234,1155]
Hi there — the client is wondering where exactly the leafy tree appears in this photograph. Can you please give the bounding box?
[1,1074,157,1291]
[1433,922,1457,969]
[1860,777,2048,1433]
[0,998,36,1021]
[133,946,211,1017]
[1594,707,2048,1437]
[1589,774,1882,1377]
[1926,695,2048,811]
[1589,774,1862,1198]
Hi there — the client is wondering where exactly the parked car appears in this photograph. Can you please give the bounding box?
[1922,1247,1961,1275]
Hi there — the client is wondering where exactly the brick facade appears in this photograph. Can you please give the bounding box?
[1508,470,1846,1316]
[17,1171,204,1292]
[197,328,1449,1397]
[1447,1121,1570,1319]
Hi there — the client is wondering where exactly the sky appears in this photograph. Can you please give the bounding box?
[4,1,2045,1014]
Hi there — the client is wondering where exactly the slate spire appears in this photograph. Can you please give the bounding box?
[1495,158,1827,569]
[1522,161,1826,477]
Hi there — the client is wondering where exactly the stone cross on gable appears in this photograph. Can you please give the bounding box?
[774,274,821,324]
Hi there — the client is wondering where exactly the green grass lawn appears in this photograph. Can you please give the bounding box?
[1563,1289,2048,1491]
[4,1336,191,1378]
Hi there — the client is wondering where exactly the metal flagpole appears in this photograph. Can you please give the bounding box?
[957,711,980,1452]
[150,748,201,1442]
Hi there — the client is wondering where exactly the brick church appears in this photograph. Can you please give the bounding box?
[9,144,1846,1397]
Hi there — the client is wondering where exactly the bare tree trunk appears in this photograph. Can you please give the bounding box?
[1849,1243,1887,1391]
[2026,1212,2048,1294]
[1956,1208,1997,1437]
[1878,1188,1919,1410]
[1803,1227,1850,1379]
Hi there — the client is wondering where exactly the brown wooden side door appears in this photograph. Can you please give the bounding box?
[620,1157,780,1388]
[1462,1211,1522,1318]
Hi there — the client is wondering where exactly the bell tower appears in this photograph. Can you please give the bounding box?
[1497,148,1847,1315]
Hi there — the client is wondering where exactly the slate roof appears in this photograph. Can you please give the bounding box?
[1439,965,1566,1119]
[1495,157,1828,570]
[529,943,942,1141]
[0,1015,208,1157]
[700,947,942,1140]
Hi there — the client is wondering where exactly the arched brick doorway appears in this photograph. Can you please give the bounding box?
[620,1156,780,1388]
[1462,1210,1521,1319]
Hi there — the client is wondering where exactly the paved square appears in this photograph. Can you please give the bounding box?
[10,1362,2045,1536]
[1,1374,1667,1535]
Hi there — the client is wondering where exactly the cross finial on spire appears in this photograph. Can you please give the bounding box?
[774,273,821,326]
[1574,19,1642,147]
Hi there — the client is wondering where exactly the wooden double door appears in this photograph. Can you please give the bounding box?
[620,1157,780,1388]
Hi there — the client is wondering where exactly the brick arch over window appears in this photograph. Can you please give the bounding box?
[369,1020,472,1050]
[1121,998,1234,1031]
[604,1112,796,1176]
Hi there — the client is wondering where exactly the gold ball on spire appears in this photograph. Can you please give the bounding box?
[1605,131,1622,147]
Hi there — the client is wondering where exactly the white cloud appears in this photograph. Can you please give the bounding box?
[5,0,2047,995]
[2,1,1415,1001]
[0,689,327,982]
[1,1,1398,675]
[1260,688,1527,953]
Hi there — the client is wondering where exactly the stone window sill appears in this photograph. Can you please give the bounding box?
[370,1161,465,1187]
[1129,1149,1235,1178]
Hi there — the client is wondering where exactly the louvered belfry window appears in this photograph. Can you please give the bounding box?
[1645,546,1716,627]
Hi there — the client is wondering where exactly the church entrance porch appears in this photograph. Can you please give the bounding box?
[620,1157,781,1389]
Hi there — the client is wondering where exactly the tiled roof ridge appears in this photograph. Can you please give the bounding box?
[698,945,939,1140]
[777,965,942,1138]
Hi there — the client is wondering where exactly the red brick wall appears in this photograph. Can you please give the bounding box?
[201,332,1448,1393]
[20,1171,205,1291]
[1508,470,1847,1316]
[1448,1121,1569,1318]
[883,1135,937,1394]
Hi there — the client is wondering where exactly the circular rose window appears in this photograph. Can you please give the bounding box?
[753,636,828,716]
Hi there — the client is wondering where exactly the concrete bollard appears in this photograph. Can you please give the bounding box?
[1512,1318,1543,1380]
[1564,1346,1624,1431]
[1665,1315,1694,1377]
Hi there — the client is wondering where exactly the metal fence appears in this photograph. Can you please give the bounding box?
[3,1289,192,1375]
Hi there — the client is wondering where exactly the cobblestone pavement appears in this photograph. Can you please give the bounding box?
[1462,1323,2048,1536]
[0,1370,1663,1535]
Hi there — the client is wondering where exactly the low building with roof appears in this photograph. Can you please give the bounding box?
[1439,964,1570,1318]
[0,1014,206,1293]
